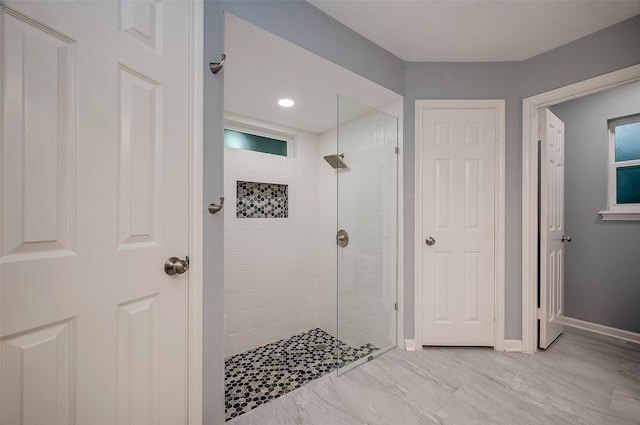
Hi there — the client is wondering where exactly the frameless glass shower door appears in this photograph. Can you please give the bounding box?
[336,95,398,375]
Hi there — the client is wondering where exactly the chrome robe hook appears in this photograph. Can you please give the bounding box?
[209,53,226,74]
[208,197,224,214]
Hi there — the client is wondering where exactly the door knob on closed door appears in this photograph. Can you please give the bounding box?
[165,256,189,275]
[561,235,572,243]
[425,236,436,246]
[336,229,349,248]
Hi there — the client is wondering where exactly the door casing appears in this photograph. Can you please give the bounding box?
[188,1,204,424]
[414,99,506,351]
[521,63,640,355]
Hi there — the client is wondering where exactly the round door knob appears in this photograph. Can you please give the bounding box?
[165,256,189,275]
[336,229,349,248]
[425,236,436,246]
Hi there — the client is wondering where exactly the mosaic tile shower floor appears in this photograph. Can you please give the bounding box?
[225,328,378,421]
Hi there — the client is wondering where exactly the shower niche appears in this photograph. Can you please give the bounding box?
[222,14,400,422]
[235,181,288,218]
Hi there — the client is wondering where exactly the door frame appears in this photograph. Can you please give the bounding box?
[187,1,204,424]
[521,64,640,355]
[414,99,506,351]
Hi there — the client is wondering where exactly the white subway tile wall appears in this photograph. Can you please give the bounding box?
[224,122,323,357]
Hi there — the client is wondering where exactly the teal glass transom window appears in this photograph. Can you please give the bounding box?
[610,114,640,205]
[614,120,640,162]
[224,129,288,157]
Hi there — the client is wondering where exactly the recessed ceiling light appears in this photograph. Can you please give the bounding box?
[278,98,295,107]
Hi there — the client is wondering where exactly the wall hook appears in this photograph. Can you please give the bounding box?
[208,197,225,215]
[209,53,226,75]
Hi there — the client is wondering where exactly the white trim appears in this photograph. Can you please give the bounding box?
[599,211,640,221]
[404,339,416,351]
[558,316,640,345]
[504,339,523,352]
[187,1,204,424]
[521,64,640,355]
[224,118,297,143]
[414,99,506,351]
[396,102,405,349]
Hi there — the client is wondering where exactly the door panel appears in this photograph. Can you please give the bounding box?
[2,320,73,425]
[1,2,190,423]
[421,108,495,346]
[539,108,565,349]
[1,9,75,261]
[118,65,162,248]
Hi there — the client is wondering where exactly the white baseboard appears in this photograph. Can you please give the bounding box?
[504,339,523,352]
[404,339,416,351]
[557,316,640,345]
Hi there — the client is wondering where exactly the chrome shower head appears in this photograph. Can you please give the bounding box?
[323,154,347,169]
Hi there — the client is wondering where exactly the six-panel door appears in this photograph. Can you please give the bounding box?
[539,108,566,349]
[421,107,496,346]
[1,2,190,423]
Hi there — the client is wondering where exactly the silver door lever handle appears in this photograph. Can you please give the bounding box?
[208,197,224,215]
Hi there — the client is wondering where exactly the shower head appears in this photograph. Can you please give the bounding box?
[323,154,347,169]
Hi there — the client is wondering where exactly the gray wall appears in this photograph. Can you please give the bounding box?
[219,0,405,95]
[402,62,523,339]
[550,81,640,333]
[521,15,640,98]
[204,3,225,424]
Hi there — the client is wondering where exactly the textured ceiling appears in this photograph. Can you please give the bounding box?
[309,0,640,62]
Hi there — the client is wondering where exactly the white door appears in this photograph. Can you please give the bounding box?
[539,108,566,349]
[420,107,496,346]
[1,2,191,424]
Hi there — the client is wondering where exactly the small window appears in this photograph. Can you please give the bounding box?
[601,114,640,220]
[224,128,287,157]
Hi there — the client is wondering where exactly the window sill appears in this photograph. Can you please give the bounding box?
[599,210,640,221]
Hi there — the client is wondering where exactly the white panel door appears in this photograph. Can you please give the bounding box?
[1,2,190,424]
[539,109,566,349]
[421,108,495,346]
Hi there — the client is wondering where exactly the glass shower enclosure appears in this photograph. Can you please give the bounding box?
[335,95,398,374]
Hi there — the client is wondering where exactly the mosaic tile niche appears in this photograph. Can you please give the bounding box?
[236,181,288,218]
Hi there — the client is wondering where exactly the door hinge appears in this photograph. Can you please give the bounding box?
[394,147,399,154]
[536,308,542,320]
[394,302,398,311]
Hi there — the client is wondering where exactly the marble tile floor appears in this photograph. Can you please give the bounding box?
[225,328,378,421]
[227,329,640,425]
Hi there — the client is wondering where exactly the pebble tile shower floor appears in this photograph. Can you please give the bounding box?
[225,328,378,421]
